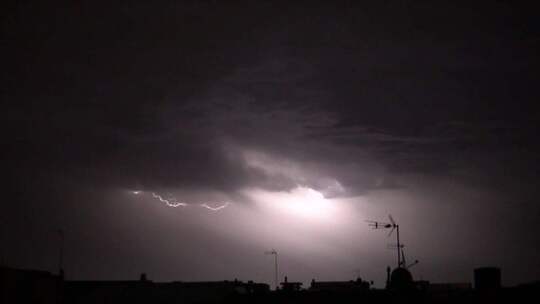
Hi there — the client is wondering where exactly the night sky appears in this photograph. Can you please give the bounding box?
[2,1,540,288]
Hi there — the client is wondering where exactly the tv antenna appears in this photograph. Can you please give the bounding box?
[367,215,407,269]
[264,249,278,290]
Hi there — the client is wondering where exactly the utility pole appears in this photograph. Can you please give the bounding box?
[58,229,64,276]
[265,249,278,290]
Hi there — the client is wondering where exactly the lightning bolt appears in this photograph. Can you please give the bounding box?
[151,193,187,208]
[131,190,230,211]
[200,202,230,211]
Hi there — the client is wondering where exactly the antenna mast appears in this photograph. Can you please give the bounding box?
[367,215,403,269]
[264,249,278,290]
[389,215,401,268]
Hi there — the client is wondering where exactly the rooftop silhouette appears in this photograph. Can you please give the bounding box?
[2,264,539,304]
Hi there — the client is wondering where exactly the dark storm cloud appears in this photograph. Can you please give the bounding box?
[3,2,270,190]
[4,1,540,200]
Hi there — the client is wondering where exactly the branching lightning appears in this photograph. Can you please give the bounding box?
[151,192,188,208]
[130,190,230,211]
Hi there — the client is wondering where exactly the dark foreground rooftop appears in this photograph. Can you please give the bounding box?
[2,266,539,304]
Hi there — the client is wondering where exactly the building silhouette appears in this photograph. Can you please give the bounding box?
[474,267,501,290]
[2,264,540,303]
[0,266,63,304]
[309,277,370,292]
[279,276,302,292]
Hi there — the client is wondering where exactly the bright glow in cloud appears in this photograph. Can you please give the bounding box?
[245,186,337,221]
[241,149,349,198]
[243,150,293,175]
[242,150,307,183]
[318,178,346,198]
